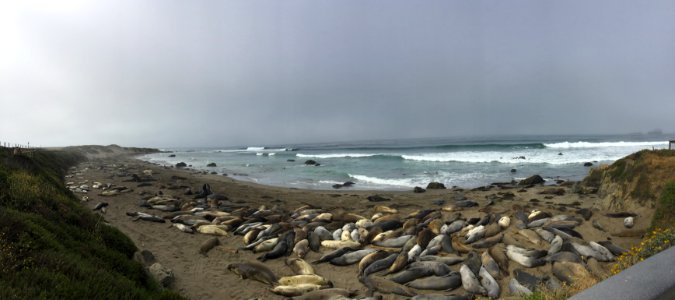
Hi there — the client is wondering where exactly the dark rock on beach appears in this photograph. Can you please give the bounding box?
[583,162,593,167]
[175,162,187,168]
[207,162,217,167]
[367,195,390,202]
[519,175,545,185]
[426,182,446,189]
[413,186,426,193]
[168,154,176,157]
[304,160,318,165]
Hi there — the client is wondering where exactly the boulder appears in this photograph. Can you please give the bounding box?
[367,195,390,202]
[511,169,517,173]
[583,162,593,167]
[175,162,187,168]
[519,175,545,185]
[207,162,217,167]
[148,262,174,288]
[133,250,156,267]
[426,182,446,189]
[168,154,176,157]
[413,186,426,193]
[539,188,565,196]
[304,160,318,165]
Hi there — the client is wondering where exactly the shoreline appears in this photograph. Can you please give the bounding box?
[72,153,653,299]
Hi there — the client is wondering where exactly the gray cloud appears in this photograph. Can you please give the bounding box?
[1,0,674,147]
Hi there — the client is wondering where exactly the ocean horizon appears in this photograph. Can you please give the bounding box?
[140,133,672,190]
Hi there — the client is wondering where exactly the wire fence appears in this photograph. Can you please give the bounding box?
[0,140,37,157]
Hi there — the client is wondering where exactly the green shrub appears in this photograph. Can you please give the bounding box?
[0,149,184,299]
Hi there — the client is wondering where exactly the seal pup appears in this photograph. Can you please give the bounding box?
[479,266,500,299]
[286,257,314,275]
[227,262,277,286]
[386,252,409,274]
[498,216,511,228]
[465,225,486,243]
[459,264,487,295]
[406,273,462,290]
[321,240,360,249]
[373,235,413,248]
[597,241,627,256]
[624,216,635,228]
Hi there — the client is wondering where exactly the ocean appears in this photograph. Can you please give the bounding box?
[139,134,671,190]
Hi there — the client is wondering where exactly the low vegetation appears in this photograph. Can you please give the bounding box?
[0,148,183,299]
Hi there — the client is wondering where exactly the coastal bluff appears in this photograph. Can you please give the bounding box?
[578,150,675,212]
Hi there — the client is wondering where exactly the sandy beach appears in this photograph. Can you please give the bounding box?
[68,153,653,299]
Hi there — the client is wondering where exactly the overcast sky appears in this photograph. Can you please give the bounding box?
[1,1,674,147]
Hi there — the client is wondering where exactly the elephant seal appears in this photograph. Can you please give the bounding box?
[552,261,593,284]
[479,266,500,299]
[412,295,468,300]
[198,237,220,256]
[278,274,331,286]
[292,288,356,300]
[258,237,289,262]
[472,233,503,248]
[506,245,546,268]
[545,251,582,263]
[321,240,360,249]
[498,216,511,228]
[481,251,501,279]
[390,267,435,284]
[308,231,321,252]
[330,249,376,266]
[373,235,413,248]
[548,235,563,255]
[227,262,277,286]
[286,257,314,275]
[362,253,398,278]
[293,239,310,258]
[365,275,416,297]
[535,228,555,243]
[406,273,462,290]
[358,251,390,275]
[459,264,486,295]
[597,241,627,256]
[419,254,464,265]
[271,284,321,297]
[589,242,615,261]
[386,252,409,274]
[465,225,486,243]
[313,247,359,264]
[508,278,532,296]
[489,245,509,273]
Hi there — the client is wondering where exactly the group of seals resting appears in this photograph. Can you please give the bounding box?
[220,199,629,299]
[112,167,633,299]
